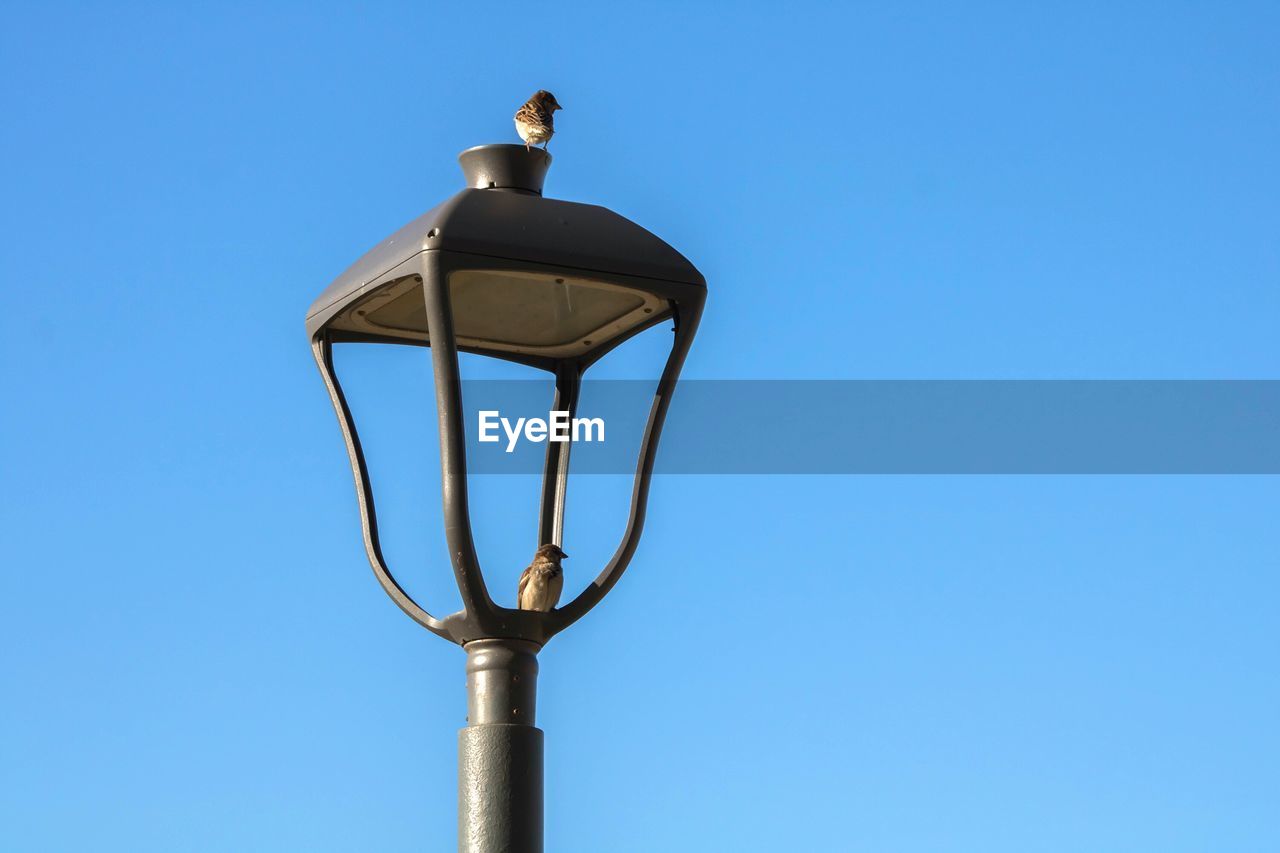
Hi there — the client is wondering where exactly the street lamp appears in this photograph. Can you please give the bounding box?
[305,144,705,853]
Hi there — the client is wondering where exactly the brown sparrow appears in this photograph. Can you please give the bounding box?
[517,543,567,611]
[514,90,562,151]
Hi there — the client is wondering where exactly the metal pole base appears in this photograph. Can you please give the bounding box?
[459,725,543,853]
[459,639,543,853]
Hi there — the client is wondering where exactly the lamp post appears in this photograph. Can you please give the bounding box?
[305,144,706,852]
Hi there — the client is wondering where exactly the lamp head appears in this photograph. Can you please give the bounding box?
[305,144,704,369]
[305,142,705,646]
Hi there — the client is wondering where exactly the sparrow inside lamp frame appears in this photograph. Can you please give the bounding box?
[304,96,705,853]
[518,543,567,612]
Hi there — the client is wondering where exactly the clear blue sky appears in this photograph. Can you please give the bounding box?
[2,2,1278,850]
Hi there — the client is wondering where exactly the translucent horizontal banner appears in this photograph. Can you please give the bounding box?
[456,380,1280,474]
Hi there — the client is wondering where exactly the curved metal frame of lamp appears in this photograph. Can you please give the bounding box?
[313,249,703,647]
[540,304,702,637]
[311,333,453,641]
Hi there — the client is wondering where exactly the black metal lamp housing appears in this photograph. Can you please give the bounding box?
[307,144,705,650]
[308,144,706,851]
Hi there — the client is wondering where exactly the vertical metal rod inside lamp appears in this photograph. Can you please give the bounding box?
[537,363,581,548]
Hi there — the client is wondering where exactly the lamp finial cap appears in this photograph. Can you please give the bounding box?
[458,144,551,196]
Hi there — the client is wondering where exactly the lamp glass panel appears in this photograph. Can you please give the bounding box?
[350,270,661,356]
[448,270,647,347]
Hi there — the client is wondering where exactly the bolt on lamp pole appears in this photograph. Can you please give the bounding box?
[306,144,705,852]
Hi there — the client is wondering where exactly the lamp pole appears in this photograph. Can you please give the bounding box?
[460,639,543,852]
[306,144,705,852]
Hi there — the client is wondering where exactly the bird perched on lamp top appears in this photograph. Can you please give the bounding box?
[514,90,562,151]
[517,543,567,611]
